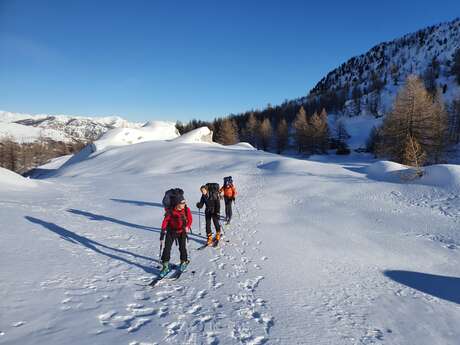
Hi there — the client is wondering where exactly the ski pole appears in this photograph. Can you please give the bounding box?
[198,208,202,235]
[235,200,241,218]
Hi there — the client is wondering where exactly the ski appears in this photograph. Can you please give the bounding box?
[196,243,210,250]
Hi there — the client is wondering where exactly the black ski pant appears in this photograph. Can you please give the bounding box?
[205,212,221,236]
[161,230,187,263]
[224,197,233,221]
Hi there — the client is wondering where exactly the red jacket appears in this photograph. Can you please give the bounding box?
[161,206,192,235]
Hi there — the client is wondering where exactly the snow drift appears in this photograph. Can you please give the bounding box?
[366,161,460,189]
[172,127,213,144]
[0,167,37,190]
[94,121,180,151]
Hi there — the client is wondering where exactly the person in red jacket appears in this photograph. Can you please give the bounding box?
[160,198,192,276]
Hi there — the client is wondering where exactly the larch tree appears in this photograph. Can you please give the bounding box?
[276,117,289,154]
[293,106,308,153]
[214,119,239,145]
[258,118,272,151]
[403,135,426,176]
[243,113,259,148]
[379,75,446,164]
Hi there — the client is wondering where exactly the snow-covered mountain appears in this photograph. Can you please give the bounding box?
[0,110,144,143]
[1,125,460,344]
[304,17,460,117]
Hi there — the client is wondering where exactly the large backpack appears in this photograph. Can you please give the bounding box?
[205,183,220,214]
[223,176,233,187]
[162,188,184,210]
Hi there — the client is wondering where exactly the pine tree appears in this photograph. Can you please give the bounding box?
[258,118,272,151]
[276,118,289,154]
[449,98,460,144]
[351,85,362,115]
[451,48,460,85]
[335,118,350,154]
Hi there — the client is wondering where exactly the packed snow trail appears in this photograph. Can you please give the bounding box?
[1,141,460,345]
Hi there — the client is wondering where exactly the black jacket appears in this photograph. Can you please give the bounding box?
[196,194,220,215]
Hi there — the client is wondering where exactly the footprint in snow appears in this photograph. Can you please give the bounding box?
[134,291,149,301]
[127,318,151,333]
[239,276,264,291]
[187,304,202,315]
[98,310,117,324]
[206,332,219,345]
[12,321,25,328]
[165,321,182,336]
[158,306,169,318]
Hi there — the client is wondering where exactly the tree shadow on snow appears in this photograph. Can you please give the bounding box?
[67,208,162,233]
[384,270,460,304]
[111,198,163,208]
[67,208,207,244]
[110,198,219,221]
[25,216,159,274]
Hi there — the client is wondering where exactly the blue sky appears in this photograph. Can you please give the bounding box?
[1,0,459,122]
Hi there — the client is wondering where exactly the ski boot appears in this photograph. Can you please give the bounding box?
[207,234,213,246]
[214,231,221,242]
[179,260,190,272]
[159,261,170,278]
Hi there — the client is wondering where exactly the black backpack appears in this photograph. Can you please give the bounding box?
[205,183,220,214]
[162,188,184,209]
[223,176,233,187]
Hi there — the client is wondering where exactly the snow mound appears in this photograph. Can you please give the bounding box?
[0,167,36,189]
[94,121,179,151]
[366,161,460,189]
[172,127,213,144]
[366,161,406,182]
[227,142,256,150]
[421,165,460,189]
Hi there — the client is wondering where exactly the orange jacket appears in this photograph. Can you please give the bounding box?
[220,184,237,198]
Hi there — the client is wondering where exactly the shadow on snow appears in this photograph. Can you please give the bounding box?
[67,208,161,232]
[67,208,207,244]
[25,216,159,274]
[109,198,226,223]
[384,270,460,304]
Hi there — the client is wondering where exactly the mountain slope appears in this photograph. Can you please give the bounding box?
[305,17,460,116]
[0,110,143,143]
[1,136,459,344]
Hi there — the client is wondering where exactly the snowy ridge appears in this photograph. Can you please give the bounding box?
[0,110,144,143]
[94,121,180,151]
[1,136,459,344]
[306,17,460,112]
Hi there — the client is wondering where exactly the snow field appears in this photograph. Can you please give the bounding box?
[0,136,459,344]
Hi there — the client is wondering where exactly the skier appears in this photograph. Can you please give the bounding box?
[220,176,237,224]
[196,184,221,246]
[159,194,192,278]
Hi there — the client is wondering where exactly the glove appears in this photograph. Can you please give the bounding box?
[160,231,165,241]
[196,202,202,209]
